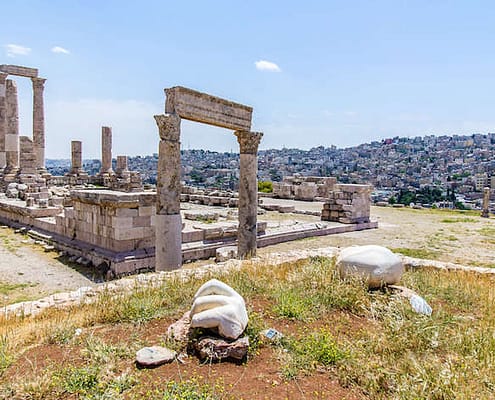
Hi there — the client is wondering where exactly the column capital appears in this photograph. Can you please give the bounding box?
[154,113,181,141]
[0,72,8,83]
[235,131,263,154]
[31,77,46,90]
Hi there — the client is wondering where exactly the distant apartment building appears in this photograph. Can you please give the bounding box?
[475,173,488,191]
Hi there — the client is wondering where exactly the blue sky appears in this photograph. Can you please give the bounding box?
[2,0,495,158]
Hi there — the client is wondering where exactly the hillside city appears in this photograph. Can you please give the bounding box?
[46,133,495,208]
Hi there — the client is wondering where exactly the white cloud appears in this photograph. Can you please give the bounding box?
[255,60,281,72]
[51,46,70,54]
[4,44,31,58]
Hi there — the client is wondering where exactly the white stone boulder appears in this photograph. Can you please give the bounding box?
[336,245,404,288]
[190,279,248,340]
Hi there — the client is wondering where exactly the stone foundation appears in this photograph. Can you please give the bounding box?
[273,176,337,200]
[321,184,372,224]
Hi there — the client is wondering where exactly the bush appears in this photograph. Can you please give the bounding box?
[258,181,273,193]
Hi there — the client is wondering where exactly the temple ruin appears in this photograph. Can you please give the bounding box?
[0,65,378,278]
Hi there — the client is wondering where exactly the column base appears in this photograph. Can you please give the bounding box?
[155,213,183,271]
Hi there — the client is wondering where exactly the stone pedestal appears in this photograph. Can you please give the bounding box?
[0,72,7,170]
[481,187,490,218]
[235,130,263,258]
[32,77,46,171]
[4,79,19,175]
[154,113,182,271]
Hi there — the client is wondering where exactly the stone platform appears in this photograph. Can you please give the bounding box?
[0,190,378,277]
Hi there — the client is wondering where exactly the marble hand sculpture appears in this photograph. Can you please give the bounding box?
[190,279,248,340]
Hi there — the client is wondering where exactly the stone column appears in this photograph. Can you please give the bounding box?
[481,187,490,218]
[32,77,46,170]
[70,140,83,174]
[100,126,113,174]
[154,113,182,271]
[115,155,129,175]
[235,130,263,258]
[5,79,19,172]
[0,72,7,169]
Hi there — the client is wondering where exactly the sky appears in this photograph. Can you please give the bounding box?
[2,0,495,158]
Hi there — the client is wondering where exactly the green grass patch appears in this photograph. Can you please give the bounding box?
[440,217,479,223]
[391,247,440,259]
[479,227,495,238]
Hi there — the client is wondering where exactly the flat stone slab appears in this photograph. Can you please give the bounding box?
[136,346,176,367]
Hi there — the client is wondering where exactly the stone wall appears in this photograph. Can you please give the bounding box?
[321,184,372,224]
[56,190,156,253]
[273,176,337,201]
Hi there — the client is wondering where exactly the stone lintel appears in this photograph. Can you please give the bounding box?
[70,189,156,207]
[0,65,39,78]
[165,86,252,131]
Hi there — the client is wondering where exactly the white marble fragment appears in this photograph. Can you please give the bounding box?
[190,279,248,340]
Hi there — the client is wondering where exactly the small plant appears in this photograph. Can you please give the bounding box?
[257,180,273,193]
[272,288,312,321]
[279,328,347,378]
[0,335,12,377]
[56,365,100,395]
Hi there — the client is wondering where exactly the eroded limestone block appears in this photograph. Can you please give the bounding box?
[194,336,249,361]
[337,245,404,288]
[190,279,248,340]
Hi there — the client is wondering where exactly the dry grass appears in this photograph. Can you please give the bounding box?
[1,255,495,399]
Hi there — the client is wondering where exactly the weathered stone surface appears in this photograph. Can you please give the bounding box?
[194,335,249,361]
[481,187,490,218]
[5,79,19,171]
[190,279,248,340]
[165,86,252,131]
[236,131,262,258]
[215,246,238,262]
[32,77,46,169]
[0,72,7,169]
[136,346,176,366]
[100,126,113,174]
[0,65,39,78]
[166,311,191,344]
[337,245,404,288]
[155,213,182,271]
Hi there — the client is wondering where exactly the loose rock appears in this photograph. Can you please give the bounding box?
[194,336,249,361]
[337,245,404,288]
[136,346,176,367]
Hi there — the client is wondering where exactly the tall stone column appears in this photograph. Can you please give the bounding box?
[481,187,490,218]
[154,113,182,271]
[235,130,263,258]
[32,77,46,170]
[5,79,19,172]
[0,72,8,169]
[100,126,114,174]
[70,140,83,174]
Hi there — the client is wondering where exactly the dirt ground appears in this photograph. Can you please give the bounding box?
[0,204,494,306]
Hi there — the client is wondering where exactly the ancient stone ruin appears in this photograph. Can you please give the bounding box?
[154,86,263,270]
[0,66,378,278]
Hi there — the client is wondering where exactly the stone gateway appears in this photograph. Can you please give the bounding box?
[154,86,263,270]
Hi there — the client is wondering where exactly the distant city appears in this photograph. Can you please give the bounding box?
[46,133,495,208]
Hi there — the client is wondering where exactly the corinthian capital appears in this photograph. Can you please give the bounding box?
[235,131,263,154]
[31,77,46,90]
[154,113,181,141]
